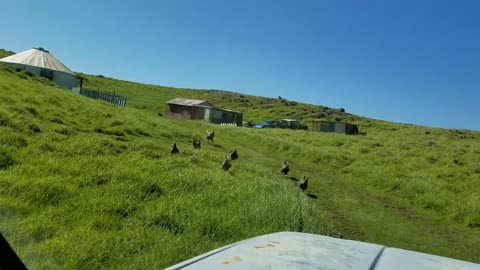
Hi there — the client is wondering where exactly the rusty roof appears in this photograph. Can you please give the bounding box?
[167,98,212,107]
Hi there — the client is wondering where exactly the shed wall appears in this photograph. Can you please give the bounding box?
[205,108,243,126]
[317,122,358,134]
[53,71,77,89]
[166,104,206,120]
[1,63,77,89]
[334,123,346,133]
[320,122,335,132]
[345,124,359,134]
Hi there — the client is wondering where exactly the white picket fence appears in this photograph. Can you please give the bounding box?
[220,123,238,127]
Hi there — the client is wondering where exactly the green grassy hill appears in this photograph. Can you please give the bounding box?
[0,49,14,59]
[0,64,331,269]
[1,60,479,269]
[79,73,364,126]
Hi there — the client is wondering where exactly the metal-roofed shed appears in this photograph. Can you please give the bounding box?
[166,98,243,125]
[204,107,243,126]
[166,98,213,120]
[312,121,360,135]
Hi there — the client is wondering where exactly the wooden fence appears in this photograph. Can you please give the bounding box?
[79,88,127,107]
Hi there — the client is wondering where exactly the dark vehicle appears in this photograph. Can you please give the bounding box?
[278,119,308,130]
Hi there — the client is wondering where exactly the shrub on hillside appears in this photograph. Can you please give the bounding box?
[29,123,41,133]
[111,120,123,127]
[50,117,64,124]
[19,182,69,206]
[0,134,28,148]
[0,150,14,169]
[55,127,73,136]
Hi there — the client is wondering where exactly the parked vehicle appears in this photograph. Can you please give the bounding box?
[254,120,279,128]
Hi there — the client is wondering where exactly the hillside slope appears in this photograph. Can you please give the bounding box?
[78,71,480,263]
[1,61,479,269]
[0,64,331,269]
[79,73,365,126]
[0,49,14,59]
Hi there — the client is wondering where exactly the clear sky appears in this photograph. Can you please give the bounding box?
[1,0,479,130]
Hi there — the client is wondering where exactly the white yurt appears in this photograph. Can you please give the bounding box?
[0,47,77,89]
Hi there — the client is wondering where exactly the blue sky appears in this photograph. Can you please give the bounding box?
[2,0,479,130]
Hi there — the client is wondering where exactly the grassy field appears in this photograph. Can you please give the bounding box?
[1,59,479,269]
[0,64,331,269]
[0,49,15,59]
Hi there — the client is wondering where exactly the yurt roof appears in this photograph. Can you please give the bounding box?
[0,47,75,75]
